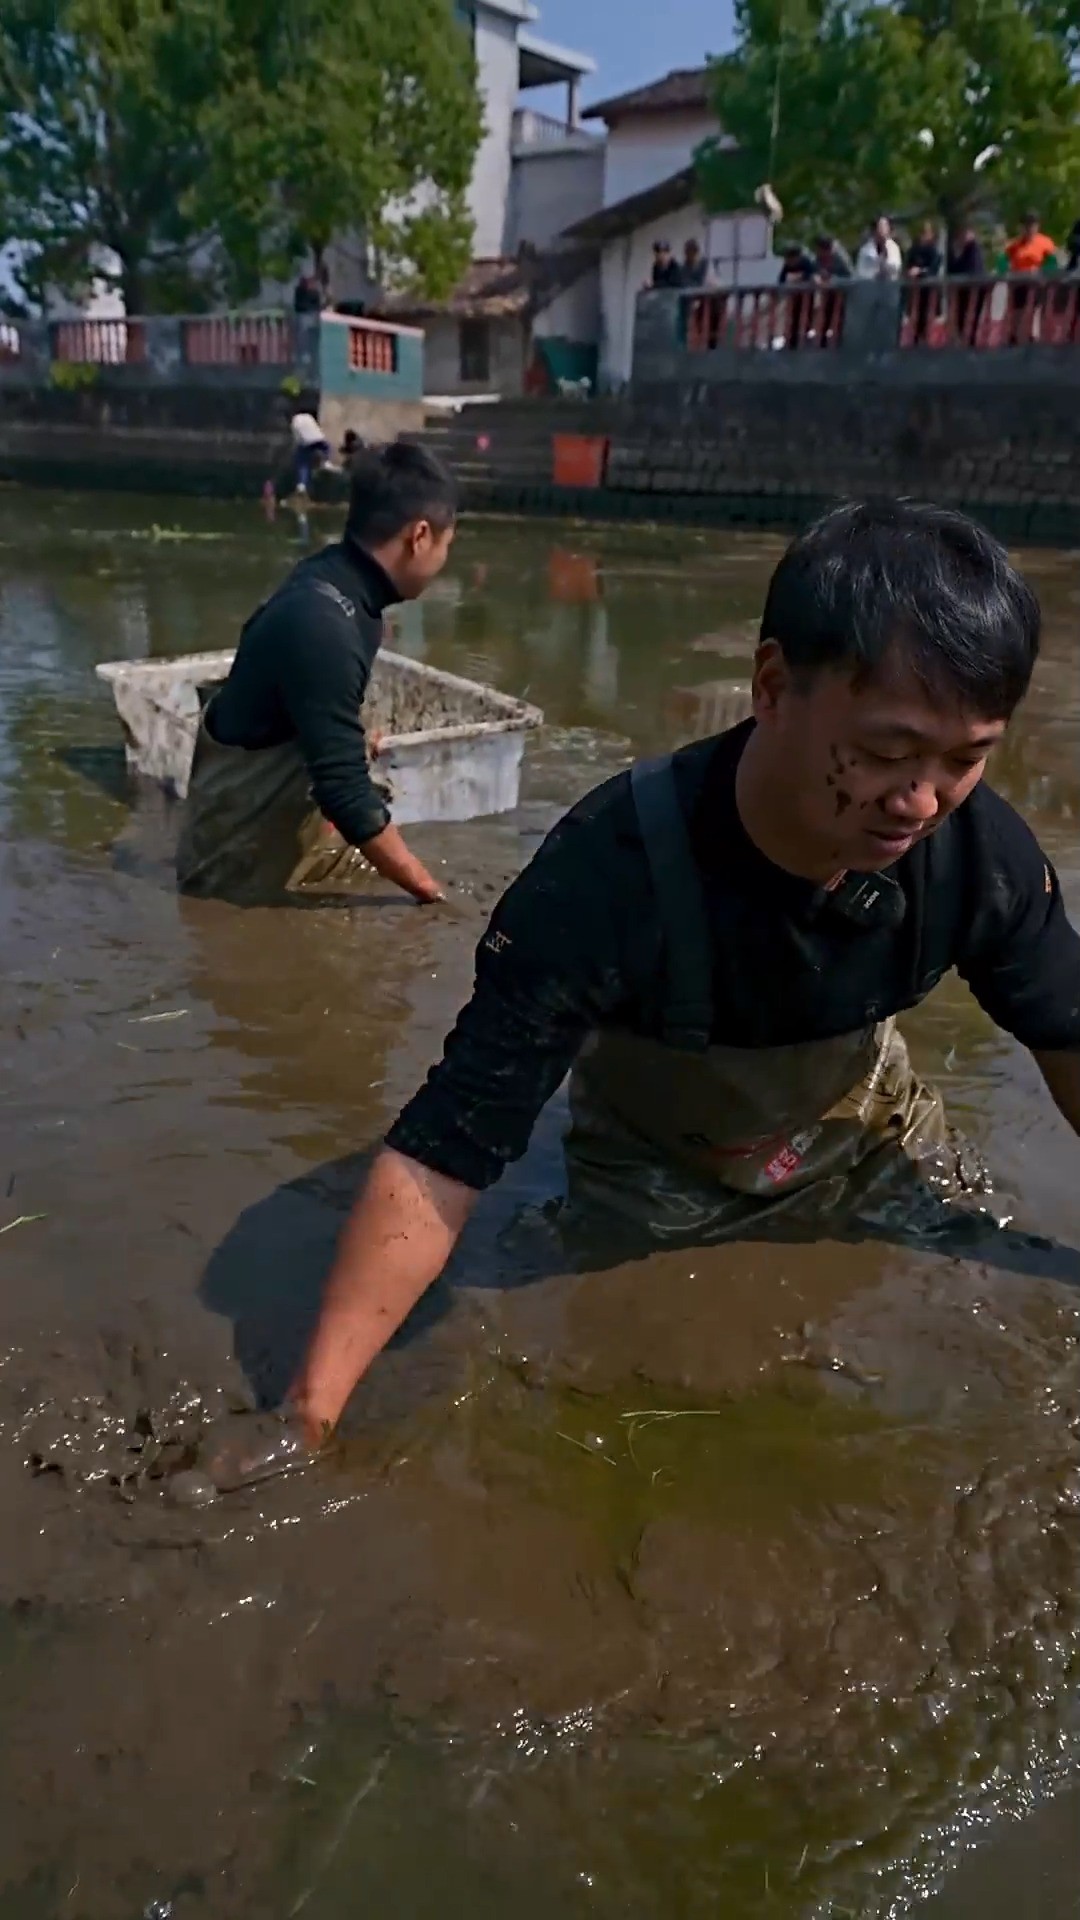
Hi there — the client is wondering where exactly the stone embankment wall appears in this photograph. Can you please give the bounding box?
[0,312,424,496]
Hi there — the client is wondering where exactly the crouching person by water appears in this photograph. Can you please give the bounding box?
[176,442,457,906]
[201,500,1080,1489]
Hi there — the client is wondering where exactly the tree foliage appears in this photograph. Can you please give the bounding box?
[698,0,1080,242]
[0,0,482,312]
[194,0,482,301]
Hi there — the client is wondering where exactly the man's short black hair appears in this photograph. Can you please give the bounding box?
[346,440,458,547]
[760,499,1040,718]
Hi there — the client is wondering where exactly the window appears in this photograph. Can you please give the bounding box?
[348,323,398,374]
[459,318,491,384]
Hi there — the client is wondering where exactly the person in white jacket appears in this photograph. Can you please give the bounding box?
[856,215,903,279]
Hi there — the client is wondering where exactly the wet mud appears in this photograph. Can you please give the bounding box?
[1,494,1080,1916]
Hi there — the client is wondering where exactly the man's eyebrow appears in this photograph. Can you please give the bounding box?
[857,720,1002,748]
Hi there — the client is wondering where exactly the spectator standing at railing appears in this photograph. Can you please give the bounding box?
[813,234,852,347]
[855,215,903,280]
[779,241,816,284]
[293,271,324,315]
[1005,212,1058,276]
[946,223,987,344]
[1004,212,1059,344]
[813,234,853,280]
[906,222,942,280]
[680,238,709,288]
[649,239,683,289]
[777,241,817,347]
[905,221,943,344]
[947,224,985,279]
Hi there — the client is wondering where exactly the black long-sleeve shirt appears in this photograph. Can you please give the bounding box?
[208,539,395,845]
[388,723,1080,1193]
[906,240,943,277]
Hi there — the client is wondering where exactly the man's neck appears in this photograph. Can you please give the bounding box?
[345,537,401,610]
[734,725,845,887]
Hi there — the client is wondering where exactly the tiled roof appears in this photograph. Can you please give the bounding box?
[372,250,596,321]
[583,66,712,124]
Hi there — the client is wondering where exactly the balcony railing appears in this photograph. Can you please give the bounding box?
[181,314,294,366]
[51,319,147,365]
[683,276,1080,354]
[512,107,600,147]
[685,287,848,351]
[899,275,1080,348]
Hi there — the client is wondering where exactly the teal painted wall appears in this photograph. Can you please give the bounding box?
[318,318,424,401]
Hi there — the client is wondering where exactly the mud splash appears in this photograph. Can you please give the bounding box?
[1,492,1079,1917]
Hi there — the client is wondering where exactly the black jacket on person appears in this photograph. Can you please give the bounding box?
[947,237,985,277]
[206,540,395,846]
[778,251,816,285]
[389,724,1080,1193]
[907,240,942,277]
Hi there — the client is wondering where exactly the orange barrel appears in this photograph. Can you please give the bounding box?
[552,433,610,489]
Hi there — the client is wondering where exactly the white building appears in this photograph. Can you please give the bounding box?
[374,0,604,397]
[460,0,597,257]
[562,66,779,391]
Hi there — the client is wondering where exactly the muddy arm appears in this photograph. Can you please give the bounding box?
[1033,1049,1080,1137]
[286,1149,478,1441]
[358,823,443,903]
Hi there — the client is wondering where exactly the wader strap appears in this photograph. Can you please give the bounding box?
[629,754,713,1054]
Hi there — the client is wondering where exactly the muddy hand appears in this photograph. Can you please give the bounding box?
[193,1408,323,1496]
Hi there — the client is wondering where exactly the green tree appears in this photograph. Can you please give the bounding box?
[698,0,1080,244]
[0,0,482,313]
[194,0,482,300]
[0,0,224,312]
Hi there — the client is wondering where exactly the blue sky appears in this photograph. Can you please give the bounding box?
[533,0,735,106]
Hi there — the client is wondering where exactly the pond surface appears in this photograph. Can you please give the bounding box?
[1,489,1080,1919]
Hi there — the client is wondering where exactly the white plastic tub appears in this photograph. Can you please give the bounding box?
[95,647,543,824]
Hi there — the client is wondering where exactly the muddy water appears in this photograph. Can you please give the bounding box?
[1,490,1080,1919]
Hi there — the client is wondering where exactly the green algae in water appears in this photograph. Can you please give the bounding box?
[452,1366,915,1568]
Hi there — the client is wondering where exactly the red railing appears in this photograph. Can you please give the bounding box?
[181,314,294,366]
[900,275,1080,349]
[684,276,1080,354]
[685,285,848,352]
[51,319,146,365]
[346,319,398,374]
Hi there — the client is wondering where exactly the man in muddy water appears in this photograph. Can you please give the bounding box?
[175,441,457,906]
[200,499,1080,1490]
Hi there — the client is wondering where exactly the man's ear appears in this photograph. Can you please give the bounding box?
[752,638,788,721]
